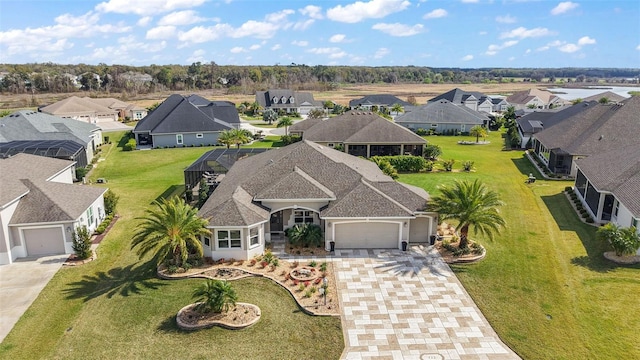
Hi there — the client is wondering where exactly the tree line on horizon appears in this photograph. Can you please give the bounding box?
[0,62,638,96]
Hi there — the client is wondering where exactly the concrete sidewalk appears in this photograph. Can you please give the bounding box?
[0,254,68,343]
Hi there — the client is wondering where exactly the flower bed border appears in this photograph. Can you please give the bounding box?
[176,302,261,331]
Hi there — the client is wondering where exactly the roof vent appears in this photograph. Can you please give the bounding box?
[598,135,604,141]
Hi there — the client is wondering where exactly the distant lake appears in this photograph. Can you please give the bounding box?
[547,86,640,100]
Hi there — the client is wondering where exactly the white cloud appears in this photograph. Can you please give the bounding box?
[230,47,246,53]
[558,43,579,53]
[299,5,323,19]
[637,44,640,50]
[327,0,410,23]
[231,20,280,39]
[292,40,308,46]
[146,26,177,40]
[372,23,424,37]
[95,0,206,16]
[495,15,516,24]
[158,10,207,26]
[329,51,347,59]
[500,27,554,39]
[485,40,518,55]
[271,44,281,50]
[178,24,233,43]
[86,35,166,63]
[249,44,261,50]
[508,56,516,61]
[461,0,479,3]
[186,49,206,63]
[424,9,447,19]
[578,36,596,45]
[293,19,315,30]
[329,34,347,43]
[551,2,579,15]
[461,54,474,61]
[307,47,341,54]
[137,16,152,26]
[374,47,390,59]
[265,9,295,23]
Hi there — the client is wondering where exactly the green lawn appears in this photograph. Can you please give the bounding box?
[399,132,640,359]
[0,132,342,360]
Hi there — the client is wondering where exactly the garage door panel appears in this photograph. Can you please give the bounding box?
[335,222,399,249]
[24,227,65,256]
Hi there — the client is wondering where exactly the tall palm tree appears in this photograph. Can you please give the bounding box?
[192,279,238,313]
[277,116,293,136]
[469,125,488,143]
[428,179,506,249]
[391,103,404,116]
[131,196,210,267]
[230,128,251,148]
[217,129,235,149]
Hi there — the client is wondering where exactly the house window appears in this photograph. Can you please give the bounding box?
[289,97,295,104]
[176,134,183,145]
[203,236,210,247]
[86,207,94,226]
[196,133,204,139]
[431,124,438,127]
[461,124,466,132]
[217,230,242,249]
[294,210,314,224]
[613,201,619,218]
[272,96,278,104]
[249,227,259,247]
[327,143,335,148]
[633,218,638,228]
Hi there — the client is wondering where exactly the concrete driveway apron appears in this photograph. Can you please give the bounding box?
[333,247,520,360]
[0,254,67,343]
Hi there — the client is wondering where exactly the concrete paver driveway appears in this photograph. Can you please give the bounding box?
[0,254,68,343]
[333,246,520,360]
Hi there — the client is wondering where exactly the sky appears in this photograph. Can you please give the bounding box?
[0,0,639,68]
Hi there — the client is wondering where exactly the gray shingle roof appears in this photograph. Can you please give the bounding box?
[582,91,627,103]
[575,145,640,218]
[349,94,410,108]
[0,110,99,145]
[133,94,239,134]
[516,101,595,135]
[534,96,640,156]
[256,89,321,109]
[288,117,324,133]
[302,112,426,144]
[394,99,488,125]
[429,88,490,104]
[199,140,428,225]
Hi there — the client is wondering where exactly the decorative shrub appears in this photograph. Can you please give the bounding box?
[424,161,434,172]
[75,166,88,180]
[319,262,327,272]
[371,155,427,173]
[565,186,573,192]
[309,260,317,267]
[462,160,474,172]
[585,217,594,223]
[442,159,455,171]
[415,128,428,136]
[123,138,137,151]
[72,226,92,260]
[104,189,119,215]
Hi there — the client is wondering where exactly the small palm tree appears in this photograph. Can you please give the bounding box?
[230,128,251,148]
[249,101,262,116]
[429,179,506,249]
[469,125,488,143]
[131,196,210,267]
[193,279,238,313]
[277,116,293,136]
[391,103,404,116]
[217,129,234,149]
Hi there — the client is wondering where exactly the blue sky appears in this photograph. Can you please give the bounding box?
[1,0,639,67]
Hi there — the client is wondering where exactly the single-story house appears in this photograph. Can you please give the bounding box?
[582,91,627,103]
[573,145,640,254]
[0,110,102,169]
[0,140,87,168]
[429,88,509,113]
[90,97,147,121]
[255,89,323,115]
[0,153,107,264]
[133,94,241,148]
[348,94,411,111]
[197,140,438,260]
[293,111,426,157]
[394,99,489,134]
[516,101,595,148]
[40,96,118,123]
[531,96,639,177]
[506,88,567,110]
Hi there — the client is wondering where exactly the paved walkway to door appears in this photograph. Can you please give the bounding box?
[0,254,68,343]
[333,246,520,360]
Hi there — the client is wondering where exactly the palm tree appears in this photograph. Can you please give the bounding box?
[391,103,404,116]
[277,116,293,136]
[263,108,278,125]
[469,125,488,143]
[217,129,235,149]
[131,196,210,267]
[249,101,262,116]
[230,128,251,148]
[428,179,506,249]
[192,279,238,313]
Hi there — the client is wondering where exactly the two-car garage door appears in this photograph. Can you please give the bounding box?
[23,227,66,257]
[335,222,399,249]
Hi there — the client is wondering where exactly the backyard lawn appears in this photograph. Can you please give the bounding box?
[1,130,638,359]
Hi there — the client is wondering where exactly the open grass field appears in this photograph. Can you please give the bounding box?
[1,129,638,359]
[399,133,640,359]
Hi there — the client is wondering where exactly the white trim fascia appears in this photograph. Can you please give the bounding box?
[254,197,335,202]
[0,191,29,210]
[45,162,76,182]
[9,220,72,227]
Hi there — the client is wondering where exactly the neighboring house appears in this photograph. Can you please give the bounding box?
[516,101,595,148]
[0,140,87,168]
[0,110,102,169]
[293,111,426,157]
[255,89,323,115]
[288,117,324,137]
[90,98,148,121]
[506,88,567,110]
[582,91,627,103]
[133,94,241,148]
[573,145,640,254]
[197,140,438,260]
[348,94,410,111]
[40,96,118,123]
[429,88,509,113]
[394,99,489,134]
[532,96,639,177]
[0,153,107,264]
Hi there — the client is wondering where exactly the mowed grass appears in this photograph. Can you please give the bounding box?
[0,131,343,360]
[399,132,640,359]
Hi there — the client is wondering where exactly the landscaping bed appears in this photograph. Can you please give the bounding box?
[176,302,261,330]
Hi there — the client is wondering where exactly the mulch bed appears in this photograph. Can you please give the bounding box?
[603,251,640,265]
[434,240,486,264]
[177,302,261,330]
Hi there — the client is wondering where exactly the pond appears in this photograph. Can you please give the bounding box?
[547,86,640,100]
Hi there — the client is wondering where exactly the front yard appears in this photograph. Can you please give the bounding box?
[1,130,638,359]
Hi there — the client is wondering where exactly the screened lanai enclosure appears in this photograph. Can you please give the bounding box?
[184,148,272,193]
[0,140,87,167]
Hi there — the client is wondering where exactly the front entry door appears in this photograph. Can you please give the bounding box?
[270,212,283,232]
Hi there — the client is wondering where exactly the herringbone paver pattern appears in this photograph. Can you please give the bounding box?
[334,246,520,360]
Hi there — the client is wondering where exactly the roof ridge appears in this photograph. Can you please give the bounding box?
[20,179,73,220]
[359,178,414,215]
[293,166,336,199]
